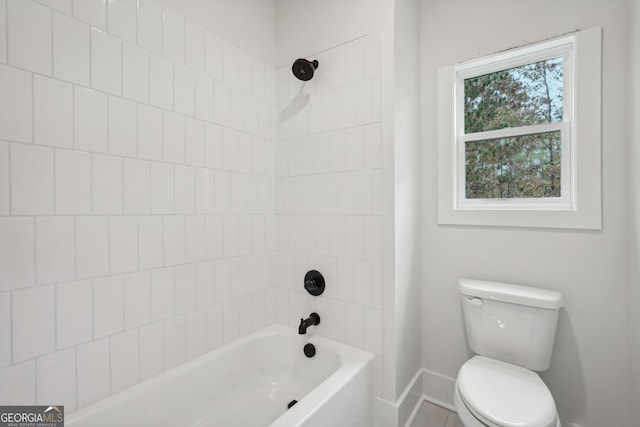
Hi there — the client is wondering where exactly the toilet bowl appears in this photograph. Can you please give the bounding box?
[454,280,564,427]
[454,356,561,427]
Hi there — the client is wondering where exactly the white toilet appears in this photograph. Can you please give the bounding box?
[454,279,564,427]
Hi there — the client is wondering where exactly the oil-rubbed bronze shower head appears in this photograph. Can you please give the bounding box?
[292,58,319,81]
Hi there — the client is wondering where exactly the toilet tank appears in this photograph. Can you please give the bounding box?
[459,279,564,372]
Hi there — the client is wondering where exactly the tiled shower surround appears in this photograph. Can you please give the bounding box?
[0,0,385,412]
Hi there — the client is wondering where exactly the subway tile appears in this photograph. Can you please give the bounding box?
[372,77,381,122]
[137,104,163,161]
[11,143,54,215]
[238,49,252,93]
[151,267,174,321]
[205,30,222,80]
[363,216,381,260]
[337,172,355,214]
[174,263,195,314]
[314,51,331,93]
[91,28,122,95]
[222,128,239,171]
[174,63,195,117]
[229,173,246,214]
[252,136,265,176]
[346,38,365,85]
[8,0,51,74]
[37,348,76,411]
[346,303,364,349]
[138,216,163,270]
[109,96,137,157]
[34,75,73,148]
[345,127,363,171]
[137,0,162,53]
[331,44,347,89]
[93,275,124,338]
[185,19,205,72]
[150,53,173,110]
[92,153,123,214]
[185,118,205,167]
[337,257,355,302]
[55,149,91,214]
[110,329,139,393]
[163,111,185,164]
[76,216,109,279]
[195,168,214,214]
[163,215,186,266]
[329,216,346,257]
[265,66,276,104]
[214,80,230,127]
[123,42,150,103]
[36,216,75,285]
[186,215,206,263]
[110,216,138,274]
[223,215,239,257]
[37,0,71,14]
[74,87,108,153]
[53,12,90,86]
[0,0,6,64]
[245,96,259,137]
[223,297,251,343]
[174,165,195,214]
[214,258,230,303]
[330,299,347,343]
[195,72,214,123]
[195,261,214,308]
[56,279,92,349]
[187,310,206,360]
[13,285,55,362]
[355,79,374,125]
[205,304,223,351]
[276,67,288,106]
[162,7,184,63]
[363,307,382,354]
[164,315,186,369]
[124,270,151,329]
[139,322,163,380]
[0,361,35,404]
[222,41,238,87]
[229,87,245,131]
[338,85,356,129]
[363,123,381,169]
[355,171,373,214]
[108,0,136,43]
[73,0,106,30]
[0,218,33,291]
[214,170,230,214]
[0,64,32,143]
[354,259,373,307]
[76,338,110,409]
[363,32,382,79]
[0,292,9,367]
[205,215,223,259]
[123,158,150,214]
[322,89,339,132]
[150,161,174,214]
[252,58,265,100]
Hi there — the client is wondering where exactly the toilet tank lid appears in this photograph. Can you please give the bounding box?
[459,279,564,309]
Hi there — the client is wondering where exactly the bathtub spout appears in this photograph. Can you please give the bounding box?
[299,313,320,334]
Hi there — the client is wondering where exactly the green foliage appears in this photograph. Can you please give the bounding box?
[463,58,563,199]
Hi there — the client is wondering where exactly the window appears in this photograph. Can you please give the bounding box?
[437,27,602,229]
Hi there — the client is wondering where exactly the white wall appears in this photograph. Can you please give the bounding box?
[420,0,634,426]
[0,0,278,412]
[158,0,277,66]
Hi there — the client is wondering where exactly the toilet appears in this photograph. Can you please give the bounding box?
[454,279,564,427]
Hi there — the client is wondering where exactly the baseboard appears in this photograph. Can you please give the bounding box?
[398,370,424,427]
[421,369,457,411]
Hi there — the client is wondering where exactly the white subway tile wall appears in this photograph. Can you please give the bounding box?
[1,0,278,412]
[275,32,384,395]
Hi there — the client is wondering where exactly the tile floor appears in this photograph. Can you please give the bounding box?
[409,401,464,427]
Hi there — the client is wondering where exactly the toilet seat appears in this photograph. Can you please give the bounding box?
[456,356,558,427]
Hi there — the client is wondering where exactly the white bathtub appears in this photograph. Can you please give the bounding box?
[66,324,374,427]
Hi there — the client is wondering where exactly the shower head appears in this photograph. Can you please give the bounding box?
[292,58,319,81]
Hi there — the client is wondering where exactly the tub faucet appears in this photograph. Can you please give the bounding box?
[299,312,320,335]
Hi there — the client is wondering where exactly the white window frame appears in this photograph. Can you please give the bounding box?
[437,27,602,230]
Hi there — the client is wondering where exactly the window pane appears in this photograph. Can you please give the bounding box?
[465,131,561,199]
[464,57,563,133]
